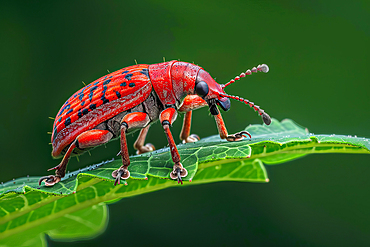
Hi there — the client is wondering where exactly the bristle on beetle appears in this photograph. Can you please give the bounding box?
[218,93,271,125]
[222,64,269,89]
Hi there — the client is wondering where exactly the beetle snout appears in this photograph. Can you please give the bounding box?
[216,97,231,111]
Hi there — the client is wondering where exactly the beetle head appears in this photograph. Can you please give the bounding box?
[195,69,231,114]
[195,64,271,125]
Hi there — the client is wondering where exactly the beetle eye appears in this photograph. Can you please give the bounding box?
[195,81,209,98]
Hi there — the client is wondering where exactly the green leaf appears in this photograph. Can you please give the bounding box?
[0,119,369,246]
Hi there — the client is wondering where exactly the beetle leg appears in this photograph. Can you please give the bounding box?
[133,125,155,154]
[179,111,200,143]
[112,112,150,186]
[40,129,113,186]
[213,112,251,142]
[160,107,188,184]
[179,95,207,143]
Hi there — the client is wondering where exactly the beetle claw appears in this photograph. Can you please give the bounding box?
[112,168,130,186]
[47,164,61,171]
[38,175,61,186]
[226,131,251,142]
[170,165,188,185]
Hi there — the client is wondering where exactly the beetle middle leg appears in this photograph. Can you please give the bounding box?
[39,129,113,186]
[112,112,151,186]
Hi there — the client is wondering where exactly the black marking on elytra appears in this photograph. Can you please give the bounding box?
[94,81,100,86]
[101,85,109,104]
[82,109,89,115]
[90,104,96,110]
[65,117,71,127]
[129,83,135,87]
[109,76,113,78]
[78,109,83,118]
[66,109,73,115]
[77,87,87,101]
[81,101,85,106]
[89,86,98,102]
[103,79,111,85]
[125,73,133,80]
[120,82,127,87]
[121,70,129,74]
[78,93,84,101]
[58,117,62,122]
[57,104,71,117]
[115,91,121,98]
[140,68,149,78]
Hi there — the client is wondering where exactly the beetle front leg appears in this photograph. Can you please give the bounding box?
[160,107,187,184]
[214,112,251,141]
[39,129,113,186]
[112,112,151,186]
[179,95,207,143]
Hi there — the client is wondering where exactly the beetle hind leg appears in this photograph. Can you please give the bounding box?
[40,129,113,186]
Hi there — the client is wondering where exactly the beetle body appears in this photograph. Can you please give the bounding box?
[41,60,271,186]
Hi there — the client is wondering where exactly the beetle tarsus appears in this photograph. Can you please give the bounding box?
[226,131,252,142]
[38,175,61,186]
[112,168,130,186]
[136,143,155,155]
[170,165,188,185]
[182,134,200,144]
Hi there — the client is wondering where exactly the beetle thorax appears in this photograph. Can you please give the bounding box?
[149,61,201,107]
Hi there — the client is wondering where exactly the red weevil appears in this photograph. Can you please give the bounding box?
[39,61,271,186]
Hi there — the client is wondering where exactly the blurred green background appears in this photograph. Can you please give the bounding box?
[1,0,369,246]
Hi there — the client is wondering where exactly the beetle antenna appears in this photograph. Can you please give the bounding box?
[218,93,271,125]
[222,64,269,89]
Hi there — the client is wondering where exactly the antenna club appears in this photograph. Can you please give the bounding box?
[222,63,269,89]
[219,93,270,125]
[258,64,269,73]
